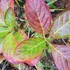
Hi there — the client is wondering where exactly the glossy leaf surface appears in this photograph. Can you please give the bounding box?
[25,0,52,35]
[50,10,70,38]
[4,8,15,27]
[52,45,70,70]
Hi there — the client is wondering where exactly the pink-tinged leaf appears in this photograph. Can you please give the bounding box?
[25,0,52,35]
[3,30,28,64]
[50,10,70,39]
[52,44,70,70]
[3,37,45,66]
[24,56,41,66]
[9,0,14,9]
[15,38,46,64]
[0,0,14,13]
[0,9,4,20]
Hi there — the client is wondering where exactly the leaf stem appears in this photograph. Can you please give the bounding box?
[45,39,70,61]
[47,0,57,6]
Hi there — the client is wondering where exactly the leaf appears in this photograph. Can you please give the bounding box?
[50,10,70,38]
[15,38,46,61]
[5,38,46,64]
[0,0,14,13]
[14,29,28,43]
[0,27,10,38]
[25,56,41,66]
[0,10,6,26]
[3,32,45,66]
[52,44,70,70]
[0,19,6,26]
[0,9,4,20]
[9,0,14,9]
[4,8,15,27]
[0,42,3,54]
[25,0,52,35]
[3,31,19,64]
[3,30,28,64]
[0,26,11,54]
[3,32,17,56]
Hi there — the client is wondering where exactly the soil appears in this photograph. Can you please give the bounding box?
[0,0,70,70]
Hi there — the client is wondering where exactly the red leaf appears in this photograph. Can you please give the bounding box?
[52,44,70,70]
[0,0,14,13]
[25,0,52,35]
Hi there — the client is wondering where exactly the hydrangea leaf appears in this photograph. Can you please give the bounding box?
[16,38,46,61]
[4,8,15,28]
[50,10,70,38]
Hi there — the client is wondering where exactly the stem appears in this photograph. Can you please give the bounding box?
[45,39,70,61]
[47,0,57,5]
[50,9,65,12]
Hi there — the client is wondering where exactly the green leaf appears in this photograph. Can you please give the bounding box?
[34,33,42,38]
[0,9,4,20]
[4,8,15,28]
[0,41,3,54]
[3,30,28,63]
[3,32,17,56]
[0,26,10,38]
[0,10,6,26]
[16,38,46,60]
[14,29,27,43]
[0,19,6,26]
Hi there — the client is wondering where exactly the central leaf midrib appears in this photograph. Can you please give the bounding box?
[23,40,45,53]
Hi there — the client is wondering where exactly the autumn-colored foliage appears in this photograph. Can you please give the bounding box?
[0,0,70,70]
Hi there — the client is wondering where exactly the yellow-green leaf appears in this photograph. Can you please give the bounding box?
[3,32,17,56]
[4,8,15,28]
[14,29,28,43]
[16,38,46,60]
[0,27,10,38]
